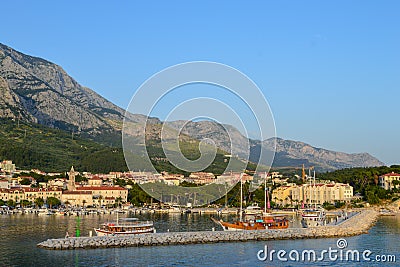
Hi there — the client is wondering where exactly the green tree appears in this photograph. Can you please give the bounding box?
[0,199,4,206]
[20,199,31,207]
[115,197,123,208]
[128,184,152,206]
[46,197,61,209]
[20,178,31,185]
[392,180,400,190]
[7,199,15,207]
[366,190,380,204]
[335,201,345,209]
[34,197,44,208]
[323,203,336,210]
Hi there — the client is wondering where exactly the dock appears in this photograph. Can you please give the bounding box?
[37,209,379,250]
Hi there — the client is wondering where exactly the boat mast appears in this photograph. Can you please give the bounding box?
[264,172,267,213]
[240,173,243,222]
[313,170,317,209]
[309,168,311,208]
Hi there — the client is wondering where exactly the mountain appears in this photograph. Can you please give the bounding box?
[0,43,385,171]
[0,43,157,137]
[166,120,384,171]
[262,138,384,171]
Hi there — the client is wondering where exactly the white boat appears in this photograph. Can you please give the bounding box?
[94,218,155,236]
[167,206,181,213]
[379,209,396,216]
[244,203,263,215]
[301,209,326,227]
[37,208,55,216]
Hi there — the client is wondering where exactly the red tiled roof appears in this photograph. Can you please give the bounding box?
[75,186,126,191]
[381,172,400,177]
[63,190,92,195]
[23,188,62,192]
[9,188,24,192]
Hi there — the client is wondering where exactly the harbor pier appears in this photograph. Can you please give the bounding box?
[37,209,379,250]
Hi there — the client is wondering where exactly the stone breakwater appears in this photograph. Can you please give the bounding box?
[37,210,379,250]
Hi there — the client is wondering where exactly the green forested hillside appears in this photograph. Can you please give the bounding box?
[0,119,129,173]
[0,119,246,175]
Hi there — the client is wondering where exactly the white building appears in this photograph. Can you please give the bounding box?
[379,172,400,190]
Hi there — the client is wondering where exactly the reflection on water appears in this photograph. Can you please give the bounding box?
[0,213,399,266]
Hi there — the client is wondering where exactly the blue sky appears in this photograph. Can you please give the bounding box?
[1,1,399,165]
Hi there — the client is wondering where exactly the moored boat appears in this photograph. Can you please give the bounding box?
[94,218,155,236]
[300,169,326,228]
[379,208,396,216]
[213,215,289,231]
[301,208,326,227]
[244,203,263,215]
[212,173,289,231]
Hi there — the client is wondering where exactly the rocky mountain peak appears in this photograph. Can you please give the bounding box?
[0,43,385,171]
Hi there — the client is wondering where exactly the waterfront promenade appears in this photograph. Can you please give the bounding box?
[37,209,379,250]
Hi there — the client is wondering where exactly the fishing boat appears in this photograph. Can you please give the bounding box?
[94,217,155,236]
[212,173,289,231]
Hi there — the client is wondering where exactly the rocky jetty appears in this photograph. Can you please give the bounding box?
[37,209,379,250]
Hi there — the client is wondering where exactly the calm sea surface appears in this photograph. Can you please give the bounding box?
[0,212,399,266]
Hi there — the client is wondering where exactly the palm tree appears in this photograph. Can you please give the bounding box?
[34,197,44,208]
[21,199,31,208]
[7,199,15,207]
[288,195,293,207]
[46,197,60,209]
[285,196,290,207]
[98,195,103,207]
[116,197,123,208]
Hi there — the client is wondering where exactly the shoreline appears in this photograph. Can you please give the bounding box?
[37,209,380,250]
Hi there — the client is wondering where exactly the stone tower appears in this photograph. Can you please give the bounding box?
[67,166,76,191]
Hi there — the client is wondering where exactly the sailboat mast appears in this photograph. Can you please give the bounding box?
[240,173,243,222]
[264,172,267,213]
[314,170,317,209]
[309,168,312,209]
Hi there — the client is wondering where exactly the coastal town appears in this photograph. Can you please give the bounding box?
[3,159,399,213]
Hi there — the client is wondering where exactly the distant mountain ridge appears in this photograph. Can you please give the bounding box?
[263,137,384,170]
[0,43,385,171]
[165,120,384,171]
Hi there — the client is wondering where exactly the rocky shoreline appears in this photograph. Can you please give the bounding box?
[37,209,379,250]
